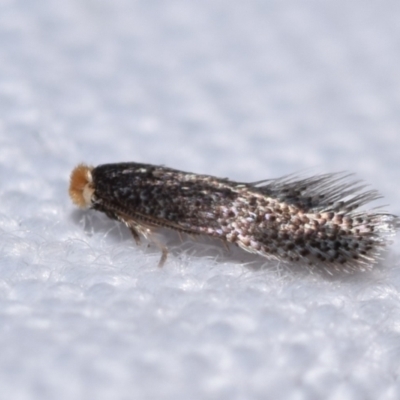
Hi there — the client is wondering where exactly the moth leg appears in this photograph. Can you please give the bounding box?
[124,217,168,266]
[147,234,168,267]
[129,227,141,245]
[129,222,168,267]
[158,246,168,268]
[221,239,231,252]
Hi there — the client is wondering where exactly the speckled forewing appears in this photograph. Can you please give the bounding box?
[89,163,398,270]
[90,162,245,233]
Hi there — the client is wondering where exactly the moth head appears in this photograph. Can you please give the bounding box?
[69,164,95,208]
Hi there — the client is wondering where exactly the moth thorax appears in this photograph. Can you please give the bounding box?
[69,164,95,208]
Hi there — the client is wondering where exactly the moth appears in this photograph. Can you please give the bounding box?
[69,162,398,271]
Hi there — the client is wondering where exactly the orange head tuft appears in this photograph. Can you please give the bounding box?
[69,164,94,208]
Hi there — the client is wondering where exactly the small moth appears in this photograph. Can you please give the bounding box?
[69,162,398,271]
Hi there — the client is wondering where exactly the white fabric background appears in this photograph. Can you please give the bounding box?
[0,1,400,399]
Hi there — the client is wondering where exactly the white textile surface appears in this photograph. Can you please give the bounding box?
[0,1,400,399]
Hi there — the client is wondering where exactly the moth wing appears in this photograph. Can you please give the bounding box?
[249,172,382,212]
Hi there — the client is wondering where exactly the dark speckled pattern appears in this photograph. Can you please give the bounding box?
[88,162,398,271]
